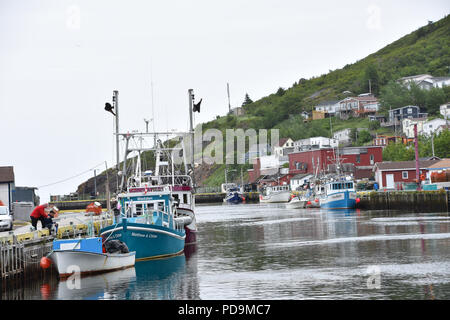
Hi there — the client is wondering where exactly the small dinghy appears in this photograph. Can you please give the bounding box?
[45,237,135,278]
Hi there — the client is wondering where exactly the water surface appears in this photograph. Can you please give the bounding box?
[3,204,449,300]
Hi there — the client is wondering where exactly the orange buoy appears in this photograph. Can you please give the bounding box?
[40,257,52,269]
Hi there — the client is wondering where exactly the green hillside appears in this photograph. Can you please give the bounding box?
[203,16,450,138]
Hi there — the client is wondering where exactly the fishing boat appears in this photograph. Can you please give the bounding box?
[46,237,135,278]
[100,90,198,259]
[259,185,291,203]
[319,177,356,209]
[223,187,244,204]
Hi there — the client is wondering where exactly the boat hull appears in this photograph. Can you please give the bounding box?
[100,221,186,261]
[224,192,244,204]
[320,191,356,209]
[286,198,307,209]
[47,250,135,278]
[260,191,291,203]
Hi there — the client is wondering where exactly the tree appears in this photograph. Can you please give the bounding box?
[276,87,286,96]
[382,142,415,161]
[357,130,372,145]
[242,93,253,107]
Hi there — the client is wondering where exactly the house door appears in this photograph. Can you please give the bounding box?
[386,174,395,189]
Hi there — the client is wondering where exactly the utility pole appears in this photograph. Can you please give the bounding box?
[431,132,435,157]
[188,89,196,190]
[113,90,120,170]
[414,124,421,191]
[94,169,97,197]
[227,83,231,113]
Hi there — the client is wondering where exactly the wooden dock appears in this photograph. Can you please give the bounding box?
[0,213,113,282]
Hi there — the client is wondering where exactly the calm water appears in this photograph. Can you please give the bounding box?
[3,203,450,300]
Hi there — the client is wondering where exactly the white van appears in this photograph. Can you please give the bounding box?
[0,206,13,231]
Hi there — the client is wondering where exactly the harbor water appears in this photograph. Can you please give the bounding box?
[2,203,450,300]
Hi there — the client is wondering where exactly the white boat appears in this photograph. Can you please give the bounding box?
[46,237,135,278]
[259,185,291,203]
[286,196,307,209]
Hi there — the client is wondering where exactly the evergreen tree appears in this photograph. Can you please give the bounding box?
[242,93,253,106]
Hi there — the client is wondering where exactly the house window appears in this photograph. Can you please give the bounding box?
[402,171,408,179]
[370,154,374,165]
[356,155,361,163]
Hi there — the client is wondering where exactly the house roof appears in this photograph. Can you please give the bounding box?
[291,173,313,180]
[0,166,14,183]
[317,100,339,106]
[277,138,290,147]
[427,159,450,170]
[374,160,440,171]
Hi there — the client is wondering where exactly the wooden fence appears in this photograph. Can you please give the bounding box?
[1,236,55,281]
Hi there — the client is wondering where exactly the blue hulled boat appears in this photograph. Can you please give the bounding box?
[223,187,244,204]
[319,179,356,209]
[100,188,186,260]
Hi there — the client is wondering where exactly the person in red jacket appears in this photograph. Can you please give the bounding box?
[30,203,53,229]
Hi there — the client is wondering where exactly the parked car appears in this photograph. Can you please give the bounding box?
[0,206,13,231]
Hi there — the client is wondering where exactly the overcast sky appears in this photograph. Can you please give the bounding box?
[1,0,449,203]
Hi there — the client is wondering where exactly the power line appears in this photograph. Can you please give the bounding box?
[37,162,106,188]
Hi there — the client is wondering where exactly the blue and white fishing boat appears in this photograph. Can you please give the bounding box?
[100,185,188,261]
[223,187,244,204]
[319,177,356,209]
[100,90,199,260]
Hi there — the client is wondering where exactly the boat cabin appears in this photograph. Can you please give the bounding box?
[326,181,355,194]
[118,192,180,230]
[266,185,290,194]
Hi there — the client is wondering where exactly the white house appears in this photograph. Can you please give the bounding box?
[333,129,352,145]
[440,103,450,119]
[290,173,314,191]
[273,138,294,158]
[422,118,447,136]
[399,74,450,90]
[402,118,427,138]
[294,136,338,151]
[314,100,340,115]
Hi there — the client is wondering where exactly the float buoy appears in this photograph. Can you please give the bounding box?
[40,257,52,269]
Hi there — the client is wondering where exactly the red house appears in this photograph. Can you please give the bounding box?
[373,160,440,190]
[288,146,383,179]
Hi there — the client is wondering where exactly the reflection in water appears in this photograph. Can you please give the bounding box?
[2,203,450,300]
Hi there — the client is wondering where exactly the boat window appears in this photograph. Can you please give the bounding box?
[135,203,143,216]
[183,193,188,204]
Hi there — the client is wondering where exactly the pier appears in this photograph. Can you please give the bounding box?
[357,190,449,212]
[0,212,113,283]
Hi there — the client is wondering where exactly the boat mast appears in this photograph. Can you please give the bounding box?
[188,89,196,190]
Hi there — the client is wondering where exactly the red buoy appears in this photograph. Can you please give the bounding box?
[307,201,311,205]
[40,257,52,269]
[356,198,361,204]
